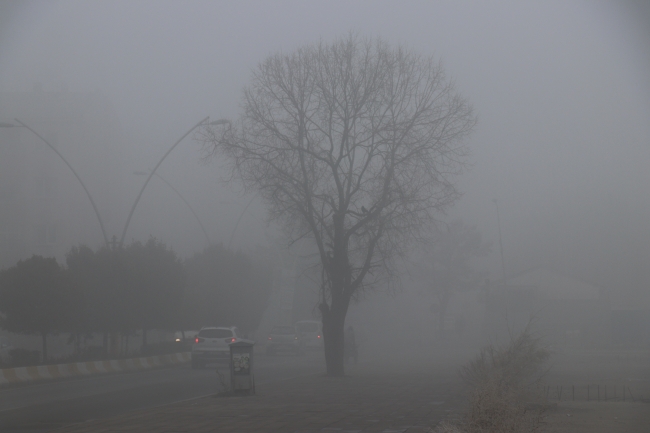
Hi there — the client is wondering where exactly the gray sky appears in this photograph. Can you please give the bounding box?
[1,0,649,298]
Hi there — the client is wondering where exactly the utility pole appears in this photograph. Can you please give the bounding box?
[492,198,507,285]
[8,119,110,247]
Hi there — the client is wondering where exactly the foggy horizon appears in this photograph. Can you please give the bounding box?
[1,3,650,431]
[1,1,649,301]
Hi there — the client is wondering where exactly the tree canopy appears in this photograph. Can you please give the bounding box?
[66,238,185,348]
[202,34,475,374]
[0,255,76,360]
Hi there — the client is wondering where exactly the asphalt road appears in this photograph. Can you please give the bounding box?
[0,351,325,432]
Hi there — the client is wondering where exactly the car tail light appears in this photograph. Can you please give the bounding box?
[195,337,205,343]
[268,336,272,340]
[225,337,236,343]
[317,334,321,339]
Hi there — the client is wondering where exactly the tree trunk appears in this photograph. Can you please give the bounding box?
[41,331,48,363]
[320,302,347,376]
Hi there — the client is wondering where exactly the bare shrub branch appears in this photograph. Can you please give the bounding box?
[442,325,550,433]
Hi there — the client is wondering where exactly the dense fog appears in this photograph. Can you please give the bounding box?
[0,0,649,360]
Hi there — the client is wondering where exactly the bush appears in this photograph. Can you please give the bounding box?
[438,326,550,433]
[459,326,549,391]
[8,348,41,366]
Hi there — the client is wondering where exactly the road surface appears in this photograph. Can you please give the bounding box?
[0,351,325,432]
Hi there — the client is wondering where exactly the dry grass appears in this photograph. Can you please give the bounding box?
[438,326,550,433]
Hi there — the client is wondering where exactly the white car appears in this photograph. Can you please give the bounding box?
[191,326,239,369]
[294,321,323,349]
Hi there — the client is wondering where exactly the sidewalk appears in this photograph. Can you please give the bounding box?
[56,362,465,433]
[0,352,190,386]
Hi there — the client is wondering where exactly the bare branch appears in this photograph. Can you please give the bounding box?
[198,34,475,375]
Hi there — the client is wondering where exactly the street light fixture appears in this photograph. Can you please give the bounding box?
[133,170,210,245]
[119,116,229,247]
[0,119,110,247]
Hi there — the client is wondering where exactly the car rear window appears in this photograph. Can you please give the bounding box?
[198,329,233,338]
[272,326,295,334]
[296,322,319,332]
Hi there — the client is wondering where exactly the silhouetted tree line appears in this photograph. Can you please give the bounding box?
[0,239,273,361]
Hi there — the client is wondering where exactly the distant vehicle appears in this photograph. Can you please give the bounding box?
[191,326,240,369]
[174,330,199,343]
[266,325,303,355]
[294,320,323,349]
[0,337,12,364]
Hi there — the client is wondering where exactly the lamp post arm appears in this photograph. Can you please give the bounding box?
[14,118,110,247]
[119,116,209,247]
[153,172,210,245]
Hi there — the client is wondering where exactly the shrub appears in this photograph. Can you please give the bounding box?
[459,325,549,392]
[438,325,550,433]
[8,348,42,366]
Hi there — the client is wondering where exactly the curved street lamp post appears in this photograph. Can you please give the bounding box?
[1,119,110,247]
[2,116,228,251]
[133,170,211,245]
[2,116,226,359]
[119,117,229,247]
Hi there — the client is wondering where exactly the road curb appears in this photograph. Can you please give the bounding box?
[0,352,191,386]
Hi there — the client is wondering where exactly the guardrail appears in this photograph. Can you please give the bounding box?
[0,352,190,386]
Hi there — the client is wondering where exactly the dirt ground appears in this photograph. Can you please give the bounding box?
[543,401,650,433]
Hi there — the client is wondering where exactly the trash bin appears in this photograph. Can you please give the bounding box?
[229,340,255,394]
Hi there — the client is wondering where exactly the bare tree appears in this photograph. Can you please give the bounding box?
[200,34,476,375]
